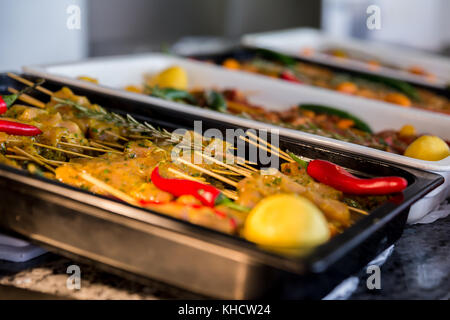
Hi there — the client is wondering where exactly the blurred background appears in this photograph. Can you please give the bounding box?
[1,0,449,71]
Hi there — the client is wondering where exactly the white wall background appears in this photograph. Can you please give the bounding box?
[322,0,450,52]
[0,0,88,71]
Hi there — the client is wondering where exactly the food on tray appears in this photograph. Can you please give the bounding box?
[219,50,450,115]
[123,66,449,160]
[318,48,436,81]
[0,74,409,253]
[403,135,450,161]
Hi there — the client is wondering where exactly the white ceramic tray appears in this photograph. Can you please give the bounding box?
[24,53,450,223]
[242,28,450,89]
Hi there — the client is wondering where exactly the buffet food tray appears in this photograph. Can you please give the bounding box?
[24,53,450,222]
[242,28,450,88]
[0,74,444,299]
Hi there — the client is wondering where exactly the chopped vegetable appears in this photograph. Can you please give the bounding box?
[359,74,419,101]
[399,124,416,137]
[204,90,227,112]
[77,76,99,84]
[222,58,241,70]
[336,82,358,94]
[298,104,373,133]
[280,70,302,83]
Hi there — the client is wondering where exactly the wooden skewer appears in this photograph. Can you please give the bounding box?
[12,146,55,173]
[176,157,238,188]
[89,141,117,152]
[127,134,151,140]
[90,140,124,149]
[236,162,258,173]
[59,141,122,154]
[247,132,294,162]
[239,136,292,162]
[34,154,65,166]
[219,152,257,166]
[167,168,238,200]
[6,149,66,166]
[7,88,45,108]
[194,151,251,178]
[221,190,238,201]
[104,131,129,142]
[348,206,369,216]
[5,155,29,161]
[246,131,293,161]
[167,167,205,182]
[211,169,242,176]
[80,172,140,207]
[7,73,54,96]
[33,142,93,158]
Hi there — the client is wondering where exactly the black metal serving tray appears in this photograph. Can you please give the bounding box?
[190,46,450,97]
[0,74,444,299]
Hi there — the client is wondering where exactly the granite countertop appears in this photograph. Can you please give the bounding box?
[0,214,449,300]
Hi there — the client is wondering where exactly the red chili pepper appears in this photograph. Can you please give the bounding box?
[0,97,7,114]
[280,70,302,83]
[289,154,407,195]
[0,120,42,136]
[150,167,249,212]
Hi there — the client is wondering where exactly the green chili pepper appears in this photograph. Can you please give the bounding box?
[255,48,297,67]
[298,104,373,133]
[357,74,420,101]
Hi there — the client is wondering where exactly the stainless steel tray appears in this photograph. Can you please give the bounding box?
[0,74,443,299]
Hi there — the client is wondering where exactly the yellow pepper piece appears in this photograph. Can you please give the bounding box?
[399,124,416,137]
[150,66,188,90]
[337,119,355,130]
[336,82,358,94]
[404,135,449,161]
[124,85,142,93]
[77,76,99,84]
[384,93,411,107]
[222,58,241,70]
[243,194,330,248]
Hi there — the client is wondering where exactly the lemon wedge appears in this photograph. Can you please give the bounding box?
[243,194,330,248]
[150,66,188,90]
[404,135,449,161]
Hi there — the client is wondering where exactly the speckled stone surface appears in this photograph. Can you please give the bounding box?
[348,214,450,300]
[0,215,448,300]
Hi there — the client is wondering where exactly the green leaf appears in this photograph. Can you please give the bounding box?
[149,86,197,104]
[2,94,18,107]
[287,152,308,169]
[204,90,227,112]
